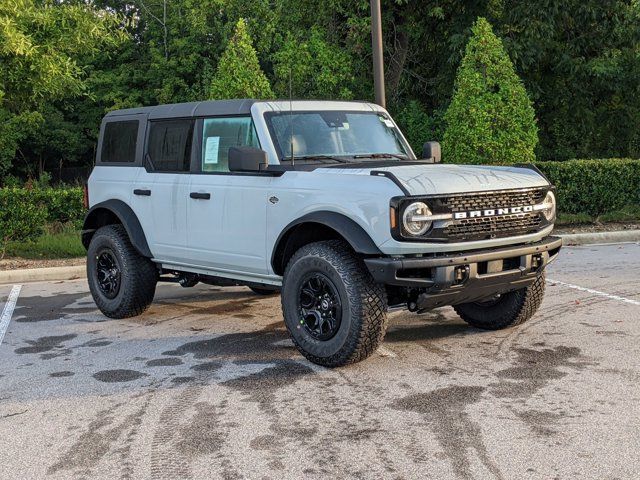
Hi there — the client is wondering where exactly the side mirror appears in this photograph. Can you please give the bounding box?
[422,141,441,163]
[228,146,268,172]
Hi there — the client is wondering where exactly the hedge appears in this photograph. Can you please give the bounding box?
[0,188,49,258]
[33,187,85,225]
[535,159,640,216]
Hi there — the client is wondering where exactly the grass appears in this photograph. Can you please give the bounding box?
[556,204,640,226]
[4,223,84,259]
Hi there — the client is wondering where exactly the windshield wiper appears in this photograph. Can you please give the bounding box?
[283,154,353,164]
[352,153,408,161]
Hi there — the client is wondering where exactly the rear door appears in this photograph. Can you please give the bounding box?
[136,118,195,263]
[185,116,272,275]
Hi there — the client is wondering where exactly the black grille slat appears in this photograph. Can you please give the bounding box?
[440,188,546,241]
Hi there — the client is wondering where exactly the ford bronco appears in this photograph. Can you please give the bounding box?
[83,100,561,367]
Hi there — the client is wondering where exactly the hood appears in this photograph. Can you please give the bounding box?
[317,163,549,196]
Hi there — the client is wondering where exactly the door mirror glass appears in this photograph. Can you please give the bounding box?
[228,146,268,172]
[422,141,441,163]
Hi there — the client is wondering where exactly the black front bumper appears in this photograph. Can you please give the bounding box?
[364,236,562,310]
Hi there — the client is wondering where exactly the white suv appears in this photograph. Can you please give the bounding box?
[83,99,561,367]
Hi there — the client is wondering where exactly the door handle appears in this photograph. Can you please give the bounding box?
[134,189,151,196]
[190,192,211,200]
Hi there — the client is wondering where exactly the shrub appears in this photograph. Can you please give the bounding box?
[535,159,640,216]
[0,188,48,259]
[443,17,538,165]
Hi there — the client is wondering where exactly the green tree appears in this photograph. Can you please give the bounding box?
[0,0,124,177]
[208,18,273,100]
[442,17,538,165]
[273,28,354,100]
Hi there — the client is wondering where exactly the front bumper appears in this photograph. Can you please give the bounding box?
[365,236,562,310]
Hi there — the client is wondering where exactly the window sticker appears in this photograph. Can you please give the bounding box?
[204,136,220,164]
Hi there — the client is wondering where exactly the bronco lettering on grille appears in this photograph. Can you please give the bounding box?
[454,205,534,220]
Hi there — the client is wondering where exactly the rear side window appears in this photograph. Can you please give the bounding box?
[147,119,194,172]
[101,120,138,163]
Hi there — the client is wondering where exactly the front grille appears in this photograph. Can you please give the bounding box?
[443,188,546,213]
[441,188,547,241]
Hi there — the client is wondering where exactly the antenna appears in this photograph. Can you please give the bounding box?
[289,68,294,166]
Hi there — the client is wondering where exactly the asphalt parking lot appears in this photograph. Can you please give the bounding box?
[0,243,639,480]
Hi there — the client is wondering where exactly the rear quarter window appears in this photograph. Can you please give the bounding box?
[100,120,139,163]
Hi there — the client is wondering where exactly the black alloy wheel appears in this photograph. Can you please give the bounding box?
[96,249,121,299]
[298,273,342,341]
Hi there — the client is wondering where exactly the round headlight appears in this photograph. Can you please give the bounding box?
[542,191,556,221]
[402,202,432,236]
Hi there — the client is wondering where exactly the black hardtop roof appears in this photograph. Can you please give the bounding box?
[104,99,256,120]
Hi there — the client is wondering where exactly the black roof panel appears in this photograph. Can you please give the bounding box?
[104,99,256,119]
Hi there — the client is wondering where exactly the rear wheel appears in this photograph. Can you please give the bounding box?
[453,273,546,330]
[87,225,158,319]
[281,240,388,367]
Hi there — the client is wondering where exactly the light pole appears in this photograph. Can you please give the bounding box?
[370,0,386,108]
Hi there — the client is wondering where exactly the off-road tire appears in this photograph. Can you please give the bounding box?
[281,240,388,367]
[249,286,280,296]
[453,273,546,330]
[87,224,158,319]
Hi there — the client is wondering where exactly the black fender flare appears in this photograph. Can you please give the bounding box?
[82,200,152,258]
[271,211,382,274]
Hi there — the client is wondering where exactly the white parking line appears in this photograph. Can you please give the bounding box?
[547,279,640,306]
[0,285,22,346]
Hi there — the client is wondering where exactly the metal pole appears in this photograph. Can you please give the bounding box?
[370,0,386,108]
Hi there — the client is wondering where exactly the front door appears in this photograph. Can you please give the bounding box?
[186,116,271,275]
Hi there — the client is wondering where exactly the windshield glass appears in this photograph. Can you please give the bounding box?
[265,111,410,161]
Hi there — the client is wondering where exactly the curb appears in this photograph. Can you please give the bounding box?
[0,265,85,285]
[557,229,640,246]
[1,230,639,285]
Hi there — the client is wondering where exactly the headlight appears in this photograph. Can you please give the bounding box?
[542,191,556,221]
[402,202,432,236]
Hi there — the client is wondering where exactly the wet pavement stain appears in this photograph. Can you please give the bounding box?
[93,369,147,383]
[177,402,227,456]
[79,339,113,348]
[14,334,77,357]
[491,346,588,398]
[49,371,75,378]
[393,385,504,480]
[14,293,96,322]
[190,361,223,372]
[146,358,183,367]
[162,323,291,362]
[515,409,566,437]
[171,376,194,384]
[222,360,314,411]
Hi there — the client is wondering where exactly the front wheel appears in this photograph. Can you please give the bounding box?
[453,273,546,330]
[87,225,158,319]
[281,240,388,367]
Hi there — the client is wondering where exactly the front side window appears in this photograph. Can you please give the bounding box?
[147,119,194,172]
[265,111,409,162]
[101,120,138,163]
[201,116,260,172]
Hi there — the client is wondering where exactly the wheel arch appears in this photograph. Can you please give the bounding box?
[82,200,152,258]
[271,211,381,276]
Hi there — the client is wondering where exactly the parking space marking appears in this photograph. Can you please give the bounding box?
[547,279,640,306]
[0,285,22,346]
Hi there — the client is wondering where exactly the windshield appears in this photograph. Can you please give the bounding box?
[265,111,411,162]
